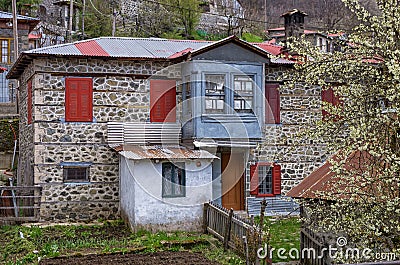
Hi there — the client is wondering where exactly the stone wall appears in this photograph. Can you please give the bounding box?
[20,57,178,222]
[248,65,326,209]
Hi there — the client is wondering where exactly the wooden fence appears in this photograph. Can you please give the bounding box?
[0,186,42,223]
[203,201,257,251]
[300,226,328,265]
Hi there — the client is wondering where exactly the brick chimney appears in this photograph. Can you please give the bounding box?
[281,9,308,39]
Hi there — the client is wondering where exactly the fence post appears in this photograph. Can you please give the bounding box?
[203,202,209,234]
[223,208,234,250]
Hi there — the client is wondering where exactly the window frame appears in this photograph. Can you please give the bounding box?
[203,73,257,115]
[233,75,254,113]
[63,165,90,183]
[0,38,11,64]
[204,74,226,114]
[162,162,186,198]
[250,162,281,197]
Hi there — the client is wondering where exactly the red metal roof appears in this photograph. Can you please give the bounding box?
[75,40,109,56]
[28,33,41,39]
[168,48,193,59]
[254,43,283,56]
[287,151,384,200]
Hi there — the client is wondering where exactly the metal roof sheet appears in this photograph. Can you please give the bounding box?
[0,11,39,21]
[75,40,109,56]
[25,37,215,58]
[287,151,378,200]
[114,145,218,160]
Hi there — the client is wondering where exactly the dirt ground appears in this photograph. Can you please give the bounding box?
[40,251,221,265]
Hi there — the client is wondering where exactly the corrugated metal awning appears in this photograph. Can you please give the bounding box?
[113,145,218,160]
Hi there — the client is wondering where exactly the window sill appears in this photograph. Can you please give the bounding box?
[61,118,97,124]
[254,194,276,197]
[201,114,257,123]
[63,181,91,185]
[162,195,186,198]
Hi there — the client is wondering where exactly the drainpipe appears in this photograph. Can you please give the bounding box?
[9,121,17,170]
[8,178,18,217]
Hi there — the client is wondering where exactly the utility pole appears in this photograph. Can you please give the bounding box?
[12,0,18,60]
[82,0,85,39]
[69,0,73,42]
[264,0,267,32]
[112,1,116,37]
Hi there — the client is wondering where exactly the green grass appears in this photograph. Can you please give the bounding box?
[260,217,301,263]
[0,220,243,265]
[241,32,264,43]
[0,217,300,264]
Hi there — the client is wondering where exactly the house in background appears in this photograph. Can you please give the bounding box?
[267,9,345,53]
[8,13,326,230]
[0,11,39,105]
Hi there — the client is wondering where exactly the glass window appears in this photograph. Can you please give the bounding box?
[162,162,185,197]
[234,75,254,113]
[205,74,225,114]
[0,71,9,102]
[0,39,10,63]
[63,167,89,182]
[258,165,272,195]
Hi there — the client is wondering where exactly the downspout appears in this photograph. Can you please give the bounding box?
[9,121,18,217]
[9,177,18,217]
[9,121,17,170]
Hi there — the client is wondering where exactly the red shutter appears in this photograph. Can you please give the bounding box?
[265,84,280,124]
[65,78,93,122]
[250,164,258,195]
[321,88,333,118]
[321,88,340,118]
[272,164,281,195]
[27,79,32,124]
[150,80,176,122]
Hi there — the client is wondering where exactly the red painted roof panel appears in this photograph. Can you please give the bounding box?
[75,40,109,56]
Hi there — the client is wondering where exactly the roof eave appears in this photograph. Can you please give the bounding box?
[7,53,182,79]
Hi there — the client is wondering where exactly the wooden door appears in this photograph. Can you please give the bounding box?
[221,152,245,210]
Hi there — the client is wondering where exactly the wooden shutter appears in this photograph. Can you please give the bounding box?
[150,80,176,122]
[27,79,32,125]
[321,88,340,118]
[65,78,93,122]
[265,83,280,124]
[272,164,281,195]
[250,164,258,195]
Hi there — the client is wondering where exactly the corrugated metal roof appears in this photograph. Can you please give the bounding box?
[114,145,218,160]
[75,40,109,56]
[26,37,215,59]
[287,151,377,200]
[0,11,39,21]
[9,36,292,79]
[254,43,283,56]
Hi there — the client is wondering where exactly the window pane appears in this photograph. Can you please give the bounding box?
[258,165,272,194]
[205,74,225,114]
[162,162,185,197]
[234,75,254,113]
[64,167,89,182]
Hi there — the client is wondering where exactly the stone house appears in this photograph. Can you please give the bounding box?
[0,11,39,104]
[268,9,344,53]
[7,32,326,229]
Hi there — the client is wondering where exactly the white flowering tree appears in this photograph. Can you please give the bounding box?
[287,0,400,261]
